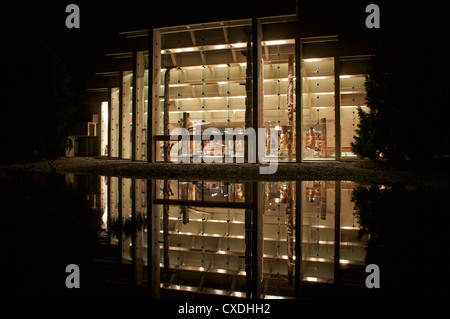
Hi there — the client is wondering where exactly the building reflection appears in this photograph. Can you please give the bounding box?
[91,176,367,299]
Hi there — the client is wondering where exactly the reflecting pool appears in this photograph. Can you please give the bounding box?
[2,172,448,299]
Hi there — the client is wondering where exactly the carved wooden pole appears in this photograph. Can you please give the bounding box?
[286,181,294,286]
[163,68,174,162]
[287,54,294,161]
[320,118,327,158]
[163,180,173,277]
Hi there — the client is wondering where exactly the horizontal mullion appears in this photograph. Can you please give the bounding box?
[154,198,252,209]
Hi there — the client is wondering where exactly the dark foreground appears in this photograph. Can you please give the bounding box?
[1,157,448,302]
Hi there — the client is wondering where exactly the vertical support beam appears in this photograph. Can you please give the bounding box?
[162,179,170,273]
[122,71,133,159]
[294,180,302,298]
[163,69,173,162]
[244,183,252,298]
[151,29,162,163]
[109,177,119,245]
[334,56,341,161]
[252,17,262,163]
[148,179,160,298]
[121,178,132,263]
[107,88,112,158]
[252,181,263,299]
[146,178,152,291]
[147,30,154,162]
[295,39,303,163]
[134,51,146,161]
[334,181,341,283]
[244,28,253,163]
[117,177,123,261]
[118,72,123,159]
[132,53,137,161]
[110,88,120,158]
[130,178,137,283]
[134,179,145,286]
[97,112,101,156]
[106,176,111,243]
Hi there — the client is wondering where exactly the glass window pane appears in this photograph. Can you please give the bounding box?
[302,58,335,160]
[262,40,296,162]
[156,20,252,163]
[340,64,369,158]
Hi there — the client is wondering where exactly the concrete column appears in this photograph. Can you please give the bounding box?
[133,52,146,161]
[121,178,132,262]
[132,53,137,161]
[252,18,263,163]
[147,179,160,298]
[108,177,119,245]
[122,71,133,159]
[253,181,263,299]
[295,180,302,298]
[107,88,112,158]
[110,88,120,157]
[119,73,123,159]
[334,181,341,283]
[131,179,145,286]
[334,56,341,160]
[295,39,303,162]
[150,29,162,163]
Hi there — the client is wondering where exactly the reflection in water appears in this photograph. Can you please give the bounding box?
[95,176,370,299]
[5,173,445,299]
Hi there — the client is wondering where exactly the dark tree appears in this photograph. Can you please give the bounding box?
[352,50,449,162]
[352,2,449,162]
[2,41,77,161]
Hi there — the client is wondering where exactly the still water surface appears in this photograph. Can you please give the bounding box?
[2,172,448,299]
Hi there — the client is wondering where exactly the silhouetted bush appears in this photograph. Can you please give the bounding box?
[3,41,76,161]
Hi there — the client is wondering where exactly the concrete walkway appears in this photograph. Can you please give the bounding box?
[2,156,447,188]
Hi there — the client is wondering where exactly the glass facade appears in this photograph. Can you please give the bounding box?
[98,16,370,163]
[153,19,254,163]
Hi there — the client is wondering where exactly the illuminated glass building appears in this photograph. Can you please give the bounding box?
[75,8,377,298]
[81,11,374,162]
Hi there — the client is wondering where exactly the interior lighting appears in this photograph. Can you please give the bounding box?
[304,58,320,63]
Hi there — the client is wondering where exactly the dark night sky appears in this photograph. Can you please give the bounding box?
[3,0,297,90]
[2,1,447,94]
